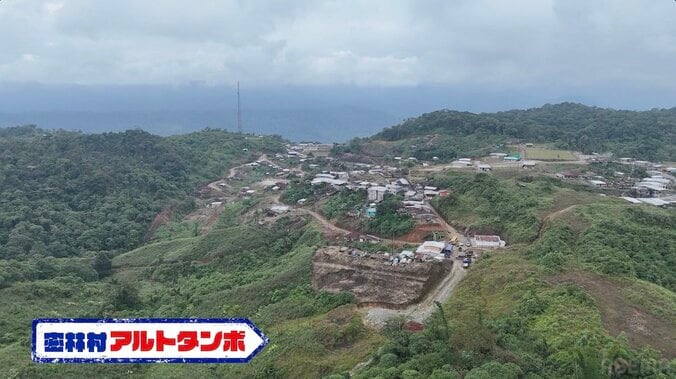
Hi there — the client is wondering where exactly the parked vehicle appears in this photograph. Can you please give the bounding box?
[462,257,471,268]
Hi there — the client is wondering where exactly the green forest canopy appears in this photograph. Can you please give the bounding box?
[0,125,285,260]
[344,103,676,161]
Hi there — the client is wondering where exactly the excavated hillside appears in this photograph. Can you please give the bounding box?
[312,246,452,308]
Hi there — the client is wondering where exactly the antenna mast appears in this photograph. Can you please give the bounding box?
[236,81,242,133]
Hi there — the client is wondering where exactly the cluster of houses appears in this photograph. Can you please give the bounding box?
[453,155,536,171]
[488,152,522,162]
[554,157,675,207]
[239,159,305,180]
[452,158,473,168]
[309,169,450,204]
[284,143,332,159]
[288,142,332,154]
[635,174,672,194]
[623,172,675,207]
[385,233,507,265]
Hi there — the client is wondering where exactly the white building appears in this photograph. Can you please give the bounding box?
[269,205,290,214]
[330,171,349,180]
[415,242,445,260]
[416,241,446,254]
[368,186,388,202]
[404,190,420,200]
[637,198,670,207]
[396,178,411,187]
[311,177,347,186]
[315,173,335,179]
[588,180,607,187]
[471,235,506,248]
[477,164,492,172]
[208,201,223,208]
[639,179,667,187]
[452,160,471,167]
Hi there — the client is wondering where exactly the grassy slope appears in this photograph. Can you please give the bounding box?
[524,147,578,161]
[353,248,674,378]
[0,204,383,378]
[430,172,613,244]
[349,172,675,377]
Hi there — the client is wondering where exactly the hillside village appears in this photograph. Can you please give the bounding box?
[191,139,675,319]
[1,126,673,378]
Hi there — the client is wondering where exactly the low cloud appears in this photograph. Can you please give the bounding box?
[0,0,674,92]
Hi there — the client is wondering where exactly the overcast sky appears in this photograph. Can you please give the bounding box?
[1,0,675,90]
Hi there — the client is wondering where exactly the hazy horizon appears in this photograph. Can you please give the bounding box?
[2,82,675,142]
[2,0,675,141]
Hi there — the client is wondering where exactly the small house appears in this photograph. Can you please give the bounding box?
[368,186,388,202]
[588,180,607,187]
[415,241,449,260]
[477,164,492,172]
[471,235,506,248]
[269,205,290,214]
[208,201,223,208]
[330,171,349,180]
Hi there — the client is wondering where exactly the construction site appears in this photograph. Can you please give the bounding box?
[312,246,453,308]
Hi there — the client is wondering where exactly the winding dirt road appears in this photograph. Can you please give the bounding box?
[291,208,418,245]
[197,154,469,329]
[360,202,467,326]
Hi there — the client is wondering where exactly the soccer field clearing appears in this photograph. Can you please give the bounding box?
[525,148,577,160]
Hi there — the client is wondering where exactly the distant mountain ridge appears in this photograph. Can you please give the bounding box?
[0,106,398,143]
[354,102,676,162]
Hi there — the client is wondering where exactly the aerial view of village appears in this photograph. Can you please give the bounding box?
[191,140,675,326]
[1,1,675,378]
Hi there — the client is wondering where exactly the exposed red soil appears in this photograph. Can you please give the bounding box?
[398,223,448,243]
[144,209,172,241]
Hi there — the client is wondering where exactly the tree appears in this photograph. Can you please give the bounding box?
[93,253,112,278]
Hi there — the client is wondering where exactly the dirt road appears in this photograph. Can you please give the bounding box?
[195,155,469,328]
[362,260,466,326]
[360,203,467,326]
[291,208,416,245]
